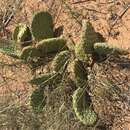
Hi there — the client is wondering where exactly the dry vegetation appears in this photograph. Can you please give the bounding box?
[0,0,130,130]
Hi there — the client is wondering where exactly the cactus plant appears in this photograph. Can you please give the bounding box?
[29,72,62,88]
[30,88,46,113]
[51,50,71,72]
[31,11,53,41]
[13,24,32,47]
[75,42,90,62]
[94,42,129,57]
[73,59,88,88]
[13,25,20,41]
[29,73,54,86]
[94,42,112,56]
[75,20,98,63]
[81,20,97,54]
[20,46,41,61]
[72,88,97,126]
[36,37,68,56]
[112,47,129,55]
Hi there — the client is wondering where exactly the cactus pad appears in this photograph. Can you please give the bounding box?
[75,21,98,62]
[51,50,70,72]
[30,88,46,112]
[113,47,129,55]
[13,24,32,47]
[29,73,53,86]
[73,59,88,88]
[29,72,62,88]
[94,42,129,57]
[36,37,68,55]
[20,46,41,60]
[75,42,89,62]
[72,88,97,126]
[13,25,20,41]
[31,11,53,41]
[81,20,97,54]
[94,42,112,56]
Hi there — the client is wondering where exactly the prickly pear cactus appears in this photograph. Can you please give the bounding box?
[75,42,89,62]
[31,11,53,41]
[72,88,97,126]
[13,25,20,41]
[73,59,88,88]
[112,46,129,55]
[36,37,68,55]
[30,88,46,113]
[51,50,71,72]
[94,42,113,56]
[30,72,62,88]
[75,20,98,63]
[81,20,97,54]
[13,24,32,47]
[20,46,41,61]
[30,73,54,86]
[94,42,129,57]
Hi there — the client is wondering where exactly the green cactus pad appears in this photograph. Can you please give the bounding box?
[13,24,32,47]
[81,20,97,54]
[113,47,129,55]
[73,59,88,88]
[29,72,62,88]
[94,42,129,56]
[29,73,53,86]
[75,42,89,62]
[13,25,20,41]
[75,21,98,62]
[51,50,71,72]
[30,88,46,113]
[31,11,53,41]
[20,46,41,60]
[36,37,68,55]
[72,88,97,126]
[0,39,20,59]
[94,42,112,56]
